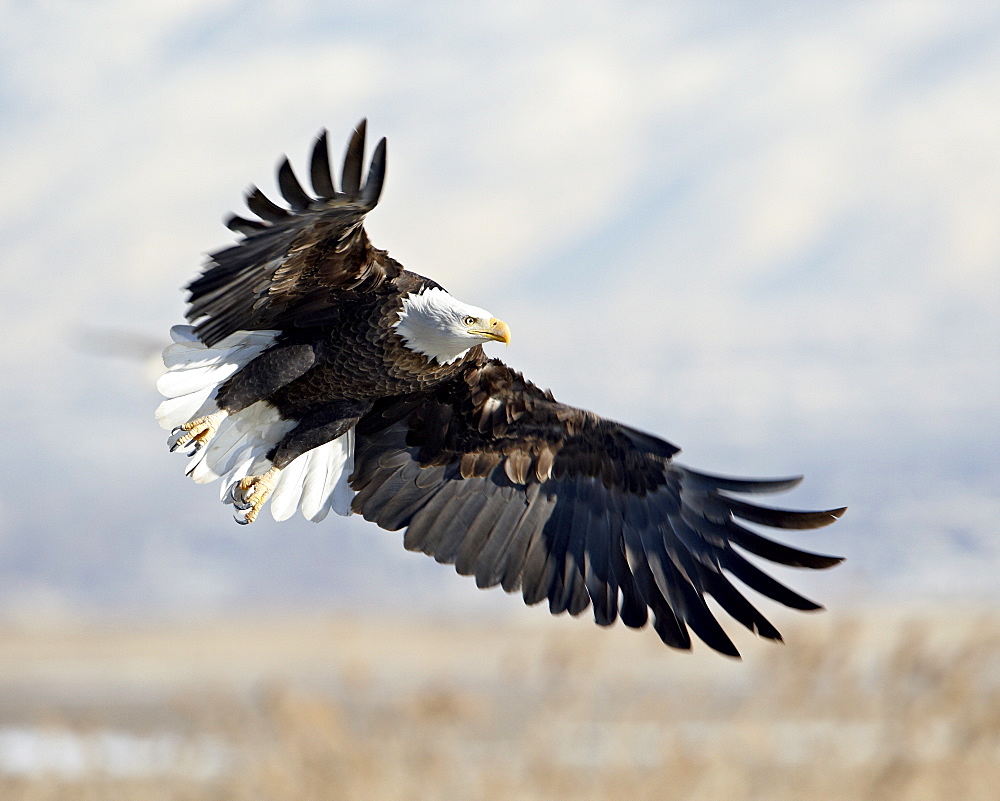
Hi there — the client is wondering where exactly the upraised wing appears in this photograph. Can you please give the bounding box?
[351,358,845,657]
[186,121,396,346]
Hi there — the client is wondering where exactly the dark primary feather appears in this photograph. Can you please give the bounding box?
[351,358,845,658]
[185,120,395,346]
[309,130,337,200]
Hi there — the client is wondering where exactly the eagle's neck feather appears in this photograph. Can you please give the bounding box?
[393,287,481,365]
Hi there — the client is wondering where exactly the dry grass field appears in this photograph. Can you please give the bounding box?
[0,606,997,800]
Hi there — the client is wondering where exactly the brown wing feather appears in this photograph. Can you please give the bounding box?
[186,121,396,346]
[351,358,845,657]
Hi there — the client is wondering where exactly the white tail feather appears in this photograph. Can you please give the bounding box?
[156,361,243,398]
[299,447,332,520]
[329,428,355,517]
[157,325,356,522]
[155,386,217,431]
[299,430,355,521]
[270,450,312,522]
[169,326,199,344]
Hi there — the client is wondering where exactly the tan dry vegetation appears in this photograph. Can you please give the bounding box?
[0,607,998,800]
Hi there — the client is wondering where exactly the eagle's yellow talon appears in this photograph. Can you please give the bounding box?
[171,411,227,453]
[233,466,281,525]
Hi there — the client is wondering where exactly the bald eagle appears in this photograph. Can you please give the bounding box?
[157,121,845,657]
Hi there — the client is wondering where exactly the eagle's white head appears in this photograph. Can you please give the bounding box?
[394,287,511,365]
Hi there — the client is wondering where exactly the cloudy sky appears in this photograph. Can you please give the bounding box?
[0,0,997,620]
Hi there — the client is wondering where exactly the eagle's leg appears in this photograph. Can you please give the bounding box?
[270,399,373,467]
[168,343,316,459]
[170,410,228,454]
[231,399,372,525]
[214,343,316,411]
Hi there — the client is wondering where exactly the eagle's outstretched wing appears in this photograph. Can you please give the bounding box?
[352,359,845,657]
[186,120,396,346]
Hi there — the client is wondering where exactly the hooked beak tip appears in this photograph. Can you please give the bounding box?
[488,318,511,346]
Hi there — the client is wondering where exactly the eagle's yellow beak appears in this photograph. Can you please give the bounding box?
[476,318,511,346]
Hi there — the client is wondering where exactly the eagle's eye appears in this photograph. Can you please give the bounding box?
[463,316,477,326]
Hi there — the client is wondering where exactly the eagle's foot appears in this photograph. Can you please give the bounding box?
[170,411,227,455]
[231,466,281,525]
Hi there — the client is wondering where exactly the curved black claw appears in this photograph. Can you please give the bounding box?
[169,436,194,455]
[222,468,276,526]
[168,414,222,457]
[224,481,251,510]
[169,426,201,455]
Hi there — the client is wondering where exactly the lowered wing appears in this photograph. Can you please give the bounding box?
[350,358,845,657]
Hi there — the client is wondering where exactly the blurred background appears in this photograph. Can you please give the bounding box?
[0,1,998,798]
